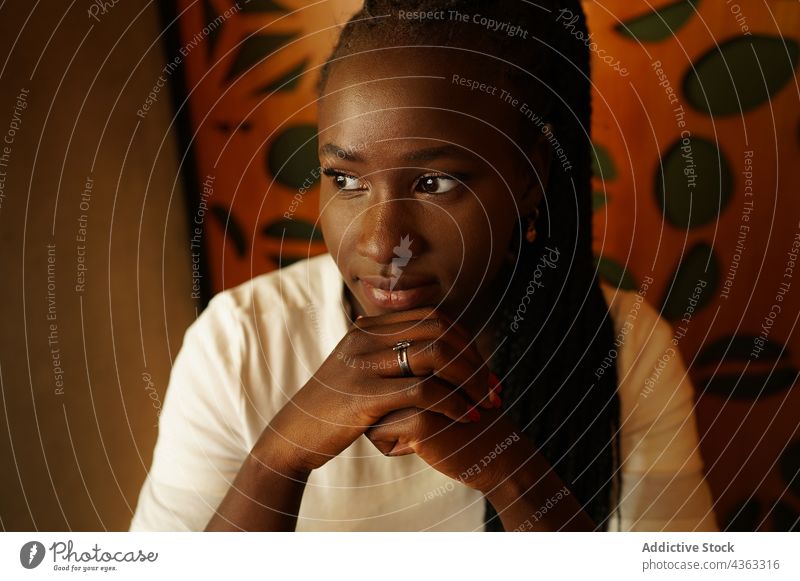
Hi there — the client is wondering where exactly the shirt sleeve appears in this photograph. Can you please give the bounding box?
[614,299,719,532]
[129,292,248,531]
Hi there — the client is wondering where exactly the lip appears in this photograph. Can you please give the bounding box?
[358,277,439,310]
[359,274,436,291]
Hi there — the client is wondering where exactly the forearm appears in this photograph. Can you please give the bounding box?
[485,450,596,532]
[205,442,309,531]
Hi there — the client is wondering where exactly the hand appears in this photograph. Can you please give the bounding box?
[365,404,535,496]
[256,307,500,474]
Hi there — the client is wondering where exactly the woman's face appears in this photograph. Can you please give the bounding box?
[317,48,546,328]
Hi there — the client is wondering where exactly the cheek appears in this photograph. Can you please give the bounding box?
[435,201,515,293]
[319,202,355,253]
[451,198,515,265]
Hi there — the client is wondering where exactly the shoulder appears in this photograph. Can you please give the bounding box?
[180,253,341,367]
[213,253,340,322]
[599,280,695,434]
[599,278,672,350]
[599,279,679,387]
[599,282,717,530]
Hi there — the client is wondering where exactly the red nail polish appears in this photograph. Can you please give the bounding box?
[467,407,481,422]
[488,372,502,393]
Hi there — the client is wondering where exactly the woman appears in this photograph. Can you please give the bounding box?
[130,0,718,532]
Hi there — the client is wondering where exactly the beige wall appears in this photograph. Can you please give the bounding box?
[0,3,196,530]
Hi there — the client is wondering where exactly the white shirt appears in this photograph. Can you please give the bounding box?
[130,253,718,531]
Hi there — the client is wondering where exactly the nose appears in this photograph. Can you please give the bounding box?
[355,199,424,267]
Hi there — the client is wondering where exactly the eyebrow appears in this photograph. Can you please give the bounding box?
[400,145,473,163]
[319,142,473,164]
[319,143,365,162]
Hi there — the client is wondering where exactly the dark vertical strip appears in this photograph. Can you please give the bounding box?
[157,0,214,309]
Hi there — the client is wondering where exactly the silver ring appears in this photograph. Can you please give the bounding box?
[393,340,414,377]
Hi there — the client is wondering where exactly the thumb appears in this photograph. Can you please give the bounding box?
[365,408,421,456]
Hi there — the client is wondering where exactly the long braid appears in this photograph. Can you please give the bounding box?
[319,0,621,531]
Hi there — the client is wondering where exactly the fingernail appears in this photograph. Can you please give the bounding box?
[356,315,364,321]
[488,372,503,394]
[467,406,481,422]
[489,391,502,408]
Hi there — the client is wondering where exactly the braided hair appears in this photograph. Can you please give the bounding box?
[318,0,621,531]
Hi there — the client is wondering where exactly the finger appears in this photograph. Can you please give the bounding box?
[411,340,495,410]
[369,376,481,424]
[347,310,481,370]
[349,309,500,408]
[366,408,425,456]
[354,310,489,384]
[364,339,496,410]
[365,408,419,456]
[366,408,452,456]
[355,306,474,344]
[359,316,485,371]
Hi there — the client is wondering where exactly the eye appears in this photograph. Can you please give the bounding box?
[416,174,459,194]
[322,168,364,191]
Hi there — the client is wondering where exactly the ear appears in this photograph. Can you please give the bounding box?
[518,127,552,215]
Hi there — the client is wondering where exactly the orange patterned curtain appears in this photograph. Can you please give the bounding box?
[167,0,799,530]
